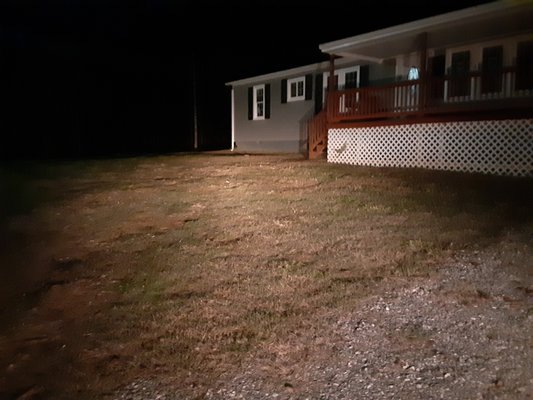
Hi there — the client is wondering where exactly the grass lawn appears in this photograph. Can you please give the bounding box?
[0,153,531,399]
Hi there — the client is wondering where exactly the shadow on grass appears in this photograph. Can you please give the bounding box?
[394,169,532,237]
[333,164,531,238]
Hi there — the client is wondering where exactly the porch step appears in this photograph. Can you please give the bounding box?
[307,110,329,160]
[309,143,327,159]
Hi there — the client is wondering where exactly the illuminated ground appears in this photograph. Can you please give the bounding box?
[0,154,531,399]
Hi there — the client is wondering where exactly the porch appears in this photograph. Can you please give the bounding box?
[308,67,533,160]
[307,2,533,175]
[327,67,533,124]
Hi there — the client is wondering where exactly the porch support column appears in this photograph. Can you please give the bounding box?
[325,54,336,120]
[328,54,336,92]
[418,32,428,112]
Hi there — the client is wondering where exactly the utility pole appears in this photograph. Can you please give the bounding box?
[192,54,198,150]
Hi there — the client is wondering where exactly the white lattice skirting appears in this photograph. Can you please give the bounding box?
[327,119,533,177]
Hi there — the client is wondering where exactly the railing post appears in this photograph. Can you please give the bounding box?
[504,69,512,98]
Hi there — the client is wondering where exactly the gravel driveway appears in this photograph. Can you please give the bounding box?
[115,238,533,400]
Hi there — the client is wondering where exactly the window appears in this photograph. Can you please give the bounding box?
[345,71,358,89]
[449,51,470,97]
[247,84,270,121]
[407,66,419,81]
[287,77,305,101]
[482,46,503,93]
[408,66,419,95]
[282,75,312,103]
[253,84,265,120]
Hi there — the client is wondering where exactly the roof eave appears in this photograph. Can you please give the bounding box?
[225,57,359,87]
[327,53,383,64]
[319,1,513,54]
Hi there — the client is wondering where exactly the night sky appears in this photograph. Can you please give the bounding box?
[1,0,495,159]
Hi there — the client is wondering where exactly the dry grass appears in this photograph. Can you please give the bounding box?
[0,153,531,399]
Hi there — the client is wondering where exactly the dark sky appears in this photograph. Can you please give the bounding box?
[0,0,495,158]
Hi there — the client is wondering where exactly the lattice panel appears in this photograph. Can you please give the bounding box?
[327,119,532,177]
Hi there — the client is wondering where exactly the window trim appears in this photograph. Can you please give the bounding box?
[287,76,305,102]
[253,84,265,120]
[322,66,361,104]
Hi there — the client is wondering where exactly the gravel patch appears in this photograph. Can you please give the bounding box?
[113,245,532,400]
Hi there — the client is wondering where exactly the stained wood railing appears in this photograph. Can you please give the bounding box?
[327,67,533,123]
[307,109,328,159]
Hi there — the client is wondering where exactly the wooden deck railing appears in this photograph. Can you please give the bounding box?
[327,67,533,123]
[307,109,328,159]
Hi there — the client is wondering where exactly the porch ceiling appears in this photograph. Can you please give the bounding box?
[320,2,533,62]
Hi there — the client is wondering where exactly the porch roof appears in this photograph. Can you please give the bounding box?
[319,1,533,63]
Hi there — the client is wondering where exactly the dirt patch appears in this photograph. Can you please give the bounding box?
[0,154,531,399]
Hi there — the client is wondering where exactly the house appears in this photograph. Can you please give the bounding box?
[316,0,533,177]
[225,59,364,153]
[228,1,533,177]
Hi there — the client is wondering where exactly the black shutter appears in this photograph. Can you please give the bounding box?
[265,84,270,119]
[359,65,370,88]
[247,87,253,120]
[314,74,323,114]
[305,74,313,100]
[516,41,533,90]
[281,79,287,103]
